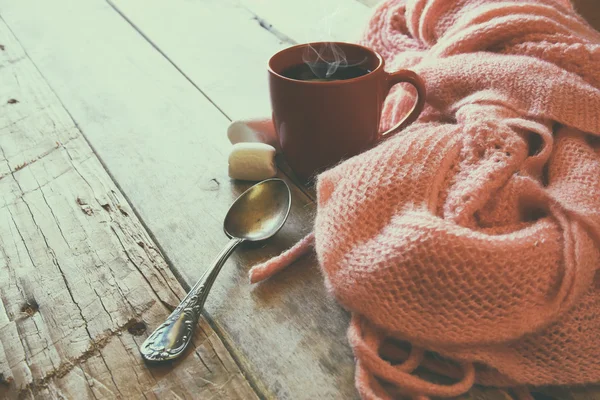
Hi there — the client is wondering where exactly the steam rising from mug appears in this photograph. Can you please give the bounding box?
[302,42,348,79]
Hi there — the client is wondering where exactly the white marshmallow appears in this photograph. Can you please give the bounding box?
[227,119,281,152]
[228,142,277,181]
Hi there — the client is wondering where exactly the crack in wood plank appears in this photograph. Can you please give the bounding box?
[97,350,124,398]
[110,225,177,309]
[195,348,213,374]
[36,183,70,249]
[78,365,99,400]
[19,316,148,395]
[250,15,296,45]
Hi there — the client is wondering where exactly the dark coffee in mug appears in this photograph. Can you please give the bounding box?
[269,42,426,181]
[282,63,371,81]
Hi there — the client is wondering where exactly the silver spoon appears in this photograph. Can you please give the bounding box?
[140,178,292,362]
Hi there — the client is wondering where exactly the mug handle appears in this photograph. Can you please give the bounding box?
[379,69,426,138]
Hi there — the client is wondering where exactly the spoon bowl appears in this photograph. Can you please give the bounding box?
[141,178,292,363]
[224,178,291,241]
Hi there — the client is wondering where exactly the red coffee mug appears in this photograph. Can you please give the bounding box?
[268,42,426,182]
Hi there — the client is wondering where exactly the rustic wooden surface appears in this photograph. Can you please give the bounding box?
[0,13,257,400]
[0,0,353,399]
[1,0,599,399]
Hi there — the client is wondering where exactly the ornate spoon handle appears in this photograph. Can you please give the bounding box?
[140,238,244,362]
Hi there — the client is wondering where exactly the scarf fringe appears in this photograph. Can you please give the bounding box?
[248,232,315,283]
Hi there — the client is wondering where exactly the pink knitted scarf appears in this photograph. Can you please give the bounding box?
[249,0,600,398]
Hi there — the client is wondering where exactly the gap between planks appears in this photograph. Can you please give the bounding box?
[105,0,317,201]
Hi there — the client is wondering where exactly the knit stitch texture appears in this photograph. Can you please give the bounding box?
[249,0,600,398]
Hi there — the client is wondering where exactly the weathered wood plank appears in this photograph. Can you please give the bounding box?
[0,1,355,399]
[0,17,257,400]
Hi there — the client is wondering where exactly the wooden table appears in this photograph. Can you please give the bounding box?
[1,1,598,399]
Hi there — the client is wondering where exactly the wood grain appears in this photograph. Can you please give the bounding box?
[0,16,256,400]
[0,0,355,399]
